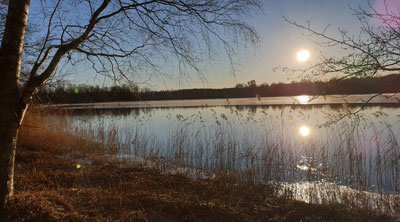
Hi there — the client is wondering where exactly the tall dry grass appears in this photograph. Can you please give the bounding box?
[21,107,400,215]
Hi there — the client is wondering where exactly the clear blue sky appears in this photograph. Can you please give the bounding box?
[36,0,383,90]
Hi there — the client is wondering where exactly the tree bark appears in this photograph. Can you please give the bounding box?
[0,0,30,209]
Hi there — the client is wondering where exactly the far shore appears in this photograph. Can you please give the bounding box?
[36,93,400,110]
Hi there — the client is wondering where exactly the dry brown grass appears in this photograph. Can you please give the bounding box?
[3,110,396,221]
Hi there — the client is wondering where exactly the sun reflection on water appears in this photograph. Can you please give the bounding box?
[299,125,310,137]
[297,95,310,104]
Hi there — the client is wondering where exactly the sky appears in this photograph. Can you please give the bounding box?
[28,0,391,90]
[155,0,387,90]
[193,0,372,90]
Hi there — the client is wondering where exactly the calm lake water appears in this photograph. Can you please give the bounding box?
[44,94,400,214]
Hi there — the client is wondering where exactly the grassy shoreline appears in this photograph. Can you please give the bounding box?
[4,111,397,221]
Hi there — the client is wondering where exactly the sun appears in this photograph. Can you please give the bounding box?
[296,49,310,62]
[299,125,310,137]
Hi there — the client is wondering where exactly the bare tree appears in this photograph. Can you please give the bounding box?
[285,1,400,81]
[280,1,400,123]
[0,0,261,209]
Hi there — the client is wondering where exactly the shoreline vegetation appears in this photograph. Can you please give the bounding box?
[35,74,400,104]
[5,109,398,221]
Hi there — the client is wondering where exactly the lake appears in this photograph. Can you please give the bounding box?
[42,94,400,214]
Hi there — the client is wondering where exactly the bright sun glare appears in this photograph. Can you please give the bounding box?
[299,125,310,137]
[297,95,310,104]
[296,49,310,62]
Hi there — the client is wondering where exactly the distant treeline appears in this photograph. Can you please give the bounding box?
[35,74,400,104]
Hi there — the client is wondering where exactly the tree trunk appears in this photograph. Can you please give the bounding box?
[0,0,30,209]
[0,104,25,209]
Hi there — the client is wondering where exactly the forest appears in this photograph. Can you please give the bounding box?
[35,74,400,104]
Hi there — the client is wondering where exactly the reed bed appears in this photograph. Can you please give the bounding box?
[24,106,400,216]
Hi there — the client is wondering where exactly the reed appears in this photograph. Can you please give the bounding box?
[19,106,400,216]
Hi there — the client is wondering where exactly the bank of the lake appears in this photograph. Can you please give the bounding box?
[40,94,400,110]
[3,112,395,222]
